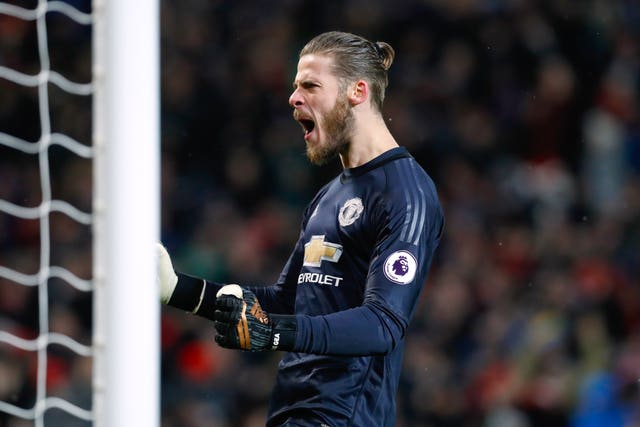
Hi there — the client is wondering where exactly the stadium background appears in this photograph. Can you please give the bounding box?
[1,0,640,426]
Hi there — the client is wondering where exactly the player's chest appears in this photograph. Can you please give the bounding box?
[301,183,379,259]
[308,184,365,230]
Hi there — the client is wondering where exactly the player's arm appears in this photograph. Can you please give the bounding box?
[158,240,303,320]
[158,192,320,320]
[213,234,441,354]
[294,233,442,355]
[214,179,444,354]
[213,284,406,354]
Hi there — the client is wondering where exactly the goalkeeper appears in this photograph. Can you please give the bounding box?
[159,31,444,427]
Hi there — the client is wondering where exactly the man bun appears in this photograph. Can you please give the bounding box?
[375,41,395,71]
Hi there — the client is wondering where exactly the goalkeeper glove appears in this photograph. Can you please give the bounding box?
[157,243,178,304]
[214,285,297,352]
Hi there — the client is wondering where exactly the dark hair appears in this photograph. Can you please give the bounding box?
[299,31,395,112]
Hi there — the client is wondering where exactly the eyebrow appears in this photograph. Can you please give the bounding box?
[292,80,319,90]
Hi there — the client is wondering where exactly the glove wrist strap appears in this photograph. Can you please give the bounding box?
[270,314,298,351]
[170,273,205,312]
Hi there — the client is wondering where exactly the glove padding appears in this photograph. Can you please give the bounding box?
[214,285,296,352]
[157,243,178,304]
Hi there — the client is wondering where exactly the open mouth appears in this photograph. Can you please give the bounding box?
[299,119,315,136]
[294,111,316,138]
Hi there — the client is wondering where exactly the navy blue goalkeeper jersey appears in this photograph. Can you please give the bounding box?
[251,147,444,427]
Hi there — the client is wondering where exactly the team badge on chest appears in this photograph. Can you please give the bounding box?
[338,197,364,227]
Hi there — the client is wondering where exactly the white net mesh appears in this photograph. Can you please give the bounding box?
[0,1,94,425]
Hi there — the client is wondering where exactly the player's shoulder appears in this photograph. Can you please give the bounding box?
[381,153,438,198]
[377,152,444,243]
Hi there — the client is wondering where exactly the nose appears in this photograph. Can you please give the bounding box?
[289,89,303,108]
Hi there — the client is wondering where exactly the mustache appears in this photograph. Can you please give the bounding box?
[292,110,313,122]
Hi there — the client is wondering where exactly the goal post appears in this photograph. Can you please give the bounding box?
[93,0,160,426]
[0,0,160,425]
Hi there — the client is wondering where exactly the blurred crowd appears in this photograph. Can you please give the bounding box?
[1,0,640,426]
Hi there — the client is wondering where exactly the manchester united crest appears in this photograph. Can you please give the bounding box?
[338,197,364,227]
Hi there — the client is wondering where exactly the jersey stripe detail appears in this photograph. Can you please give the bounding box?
[410,166,428,246]
[396,161,413,242]
[395,159,427,245]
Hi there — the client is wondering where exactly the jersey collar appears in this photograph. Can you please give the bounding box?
[341,147,411,182]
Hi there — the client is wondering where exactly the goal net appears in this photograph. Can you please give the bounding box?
[0,1,159,426]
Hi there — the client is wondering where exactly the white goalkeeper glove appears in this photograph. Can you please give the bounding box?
[157,243,178,304]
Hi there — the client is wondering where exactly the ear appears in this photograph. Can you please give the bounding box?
[347,80,368,106]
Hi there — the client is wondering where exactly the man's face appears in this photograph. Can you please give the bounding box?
[290,54,354,165]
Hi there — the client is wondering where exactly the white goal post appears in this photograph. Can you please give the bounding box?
[0,0,159,425]
[93,1,160,427]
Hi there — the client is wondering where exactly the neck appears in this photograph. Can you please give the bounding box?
[340,113,398,169]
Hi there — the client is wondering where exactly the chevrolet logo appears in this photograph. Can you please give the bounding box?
[303,235,343,267]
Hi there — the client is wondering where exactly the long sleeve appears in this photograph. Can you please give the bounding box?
[293,300,405,356]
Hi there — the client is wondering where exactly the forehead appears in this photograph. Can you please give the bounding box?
[293,54,337,85]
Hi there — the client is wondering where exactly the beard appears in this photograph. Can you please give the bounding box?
[306,95,354,166]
